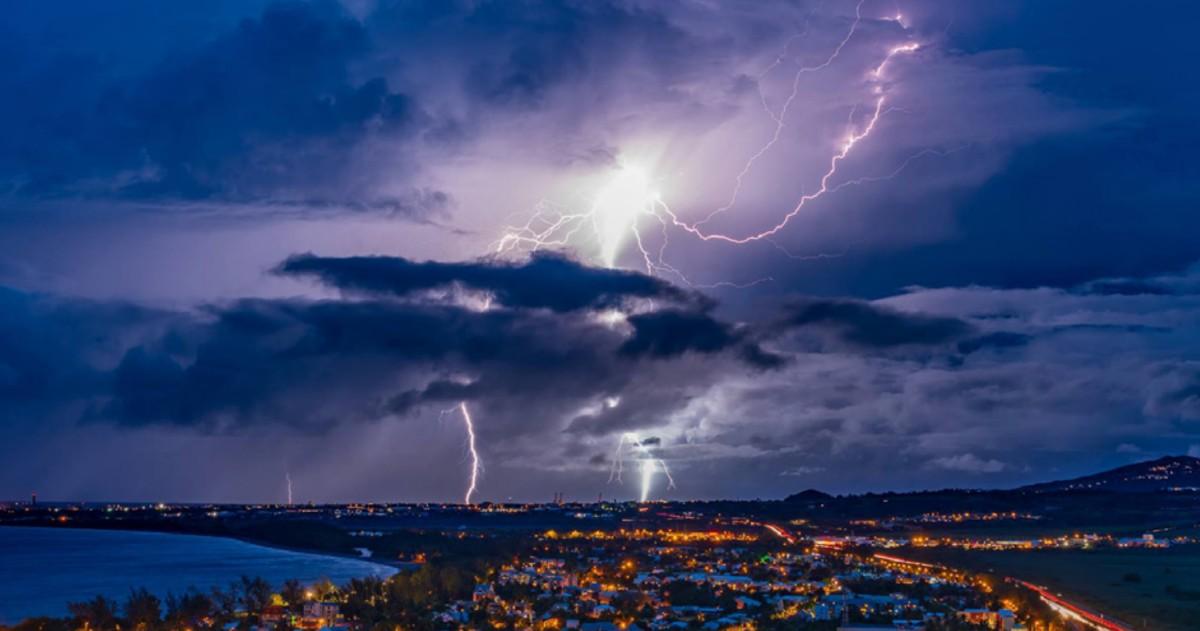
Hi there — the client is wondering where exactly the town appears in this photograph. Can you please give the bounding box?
[10,455,1200,630]
[0,500,1136,631]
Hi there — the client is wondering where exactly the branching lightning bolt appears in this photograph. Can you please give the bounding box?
[660,40,923,245]
[493,5,928,285]
[483,7,941,499]
[609,432,676,502]
[700,0,866,229]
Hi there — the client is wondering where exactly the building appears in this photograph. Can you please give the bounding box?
[959,608,1015,630]
[301,601,340,629]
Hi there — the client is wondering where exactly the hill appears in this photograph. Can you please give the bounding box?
[1017,455,1200,494]
[784,489,833,503]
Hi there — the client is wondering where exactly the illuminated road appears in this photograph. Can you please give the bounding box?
[1014,580,1133,631]
[757,522,796,544]
[872,553,1133,631]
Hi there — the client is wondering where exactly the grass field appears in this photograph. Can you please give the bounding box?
[908,518,1200,543]
[904,545,1200,631]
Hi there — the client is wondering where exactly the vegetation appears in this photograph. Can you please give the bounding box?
[904,545,1200,631]
[0,529,527,631]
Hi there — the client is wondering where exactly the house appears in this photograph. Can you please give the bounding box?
[300,601,340,629]
[261,605,287,624]
[958,608,1015,631]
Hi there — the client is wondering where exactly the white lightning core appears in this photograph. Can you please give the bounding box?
[484,6,933,497]
[496,161,660,271]
[440,402,483,505]
[609,432,676,502]
[459,403,482,505]
[594,164,659,268]
[285,472,293,506]
[494,6,926,283]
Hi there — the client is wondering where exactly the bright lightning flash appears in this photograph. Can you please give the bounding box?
[593,164,659,268]
[609,431,676,502]
[459,402,482,505]
[496,161,661,272]
[495,6,926,281]
[441,402,483,505]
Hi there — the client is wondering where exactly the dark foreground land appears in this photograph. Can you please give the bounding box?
[4,455,1200,630]
[901,546,1200,631]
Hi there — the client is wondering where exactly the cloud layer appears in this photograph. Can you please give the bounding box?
[3,255,1200,501]
[0,0,1198,501]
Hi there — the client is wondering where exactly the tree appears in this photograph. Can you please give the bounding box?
[280,579,306,610]
[164,589,215,629]
[211,584,239,625]
[123,588,162,630]
[312,578,338,601]
[343,576,387,620]
[67,596,119,630]
[239,576,273,613]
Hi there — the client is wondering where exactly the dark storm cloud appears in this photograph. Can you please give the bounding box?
[0,0,1196,301]
[954,331,1030,355]
[700,1,1200,298]
[2,0,1200,501]
[777,298,974,349]
[620,310,738,357]
[0,0,720,218]
[45,255,759,432]
[365,0,706,109]
[1072,267,1200,298]
[618,309,783,368]
[277,250,700,312]
[385,379,476,415]
[0,286,180,426]
[101,298,619,430]
[1145,365,1200,423]
[1,1,428,209]
[1075,279,1175,297]
[454,2,681,108]
[5,259,1200,500]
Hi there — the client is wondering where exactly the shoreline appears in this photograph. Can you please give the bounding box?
[0,522,409,573]
[0,525,405,624]
[223,532,415,572]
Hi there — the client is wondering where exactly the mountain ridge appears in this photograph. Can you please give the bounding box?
[785,455,1200,500]
[1016,455,1200,494]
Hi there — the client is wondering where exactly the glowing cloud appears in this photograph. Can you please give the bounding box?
[609,431,676,502]
[494,7,923,282]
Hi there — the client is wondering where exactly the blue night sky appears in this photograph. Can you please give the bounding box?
[1,0,1198,503]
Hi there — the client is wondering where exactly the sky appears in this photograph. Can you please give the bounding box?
[1,0,1198,503]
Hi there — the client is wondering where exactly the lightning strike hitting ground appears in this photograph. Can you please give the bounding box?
[459,403,482,505]
[285,472,293,506]
[494,7,927,280]
[609,432,676,502]
[440,402,483,505]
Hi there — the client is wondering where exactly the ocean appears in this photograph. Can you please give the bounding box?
[0,526,397,623]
